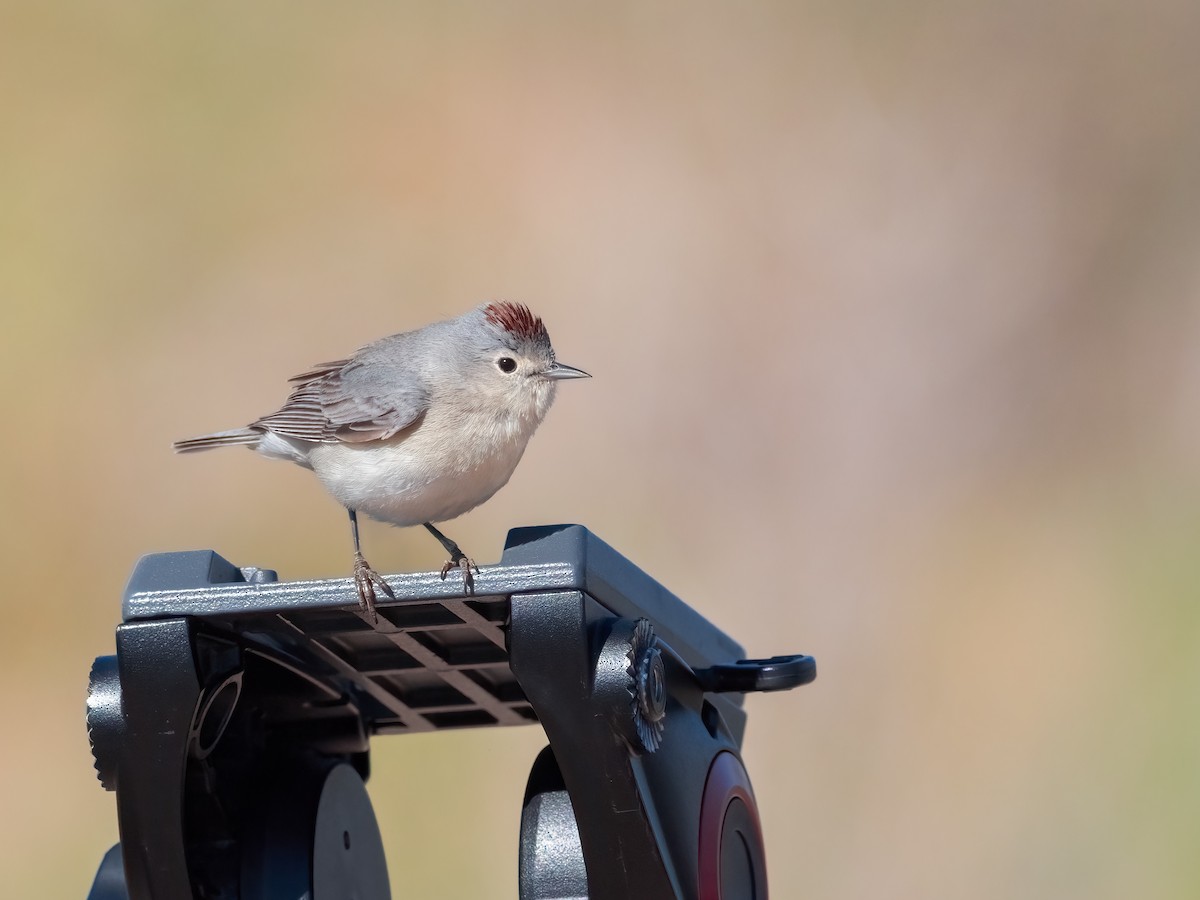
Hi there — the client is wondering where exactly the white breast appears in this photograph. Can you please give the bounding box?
[301,406,538,527]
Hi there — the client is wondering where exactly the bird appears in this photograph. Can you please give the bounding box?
[173,301,589,620]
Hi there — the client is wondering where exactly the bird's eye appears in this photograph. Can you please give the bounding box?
[497,357,517,373]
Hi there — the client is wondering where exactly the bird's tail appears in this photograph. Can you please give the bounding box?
[173,427,261,453]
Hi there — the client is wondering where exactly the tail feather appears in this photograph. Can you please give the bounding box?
[173,427,261,453]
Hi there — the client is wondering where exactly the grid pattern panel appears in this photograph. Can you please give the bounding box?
[274,594,535,734]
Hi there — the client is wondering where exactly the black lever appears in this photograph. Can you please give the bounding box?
[694,654,817,693]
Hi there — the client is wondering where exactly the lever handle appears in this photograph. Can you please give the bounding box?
[694,654,816,693]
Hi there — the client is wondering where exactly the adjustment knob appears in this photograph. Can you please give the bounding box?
[86,655,124,792]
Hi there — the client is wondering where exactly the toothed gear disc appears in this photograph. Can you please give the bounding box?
[628,618,666,753]
[87,655,123,791]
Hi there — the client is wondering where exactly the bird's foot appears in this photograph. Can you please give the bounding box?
[440,554,481,595]
[353,552,394,623]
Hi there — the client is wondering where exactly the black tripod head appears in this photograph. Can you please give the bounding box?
[87,524,815,899]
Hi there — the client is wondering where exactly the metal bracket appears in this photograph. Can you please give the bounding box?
[86,524,815,899]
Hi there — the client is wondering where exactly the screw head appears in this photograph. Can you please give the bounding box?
[638,647,666,723]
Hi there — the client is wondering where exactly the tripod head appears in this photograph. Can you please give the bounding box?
[86,524,815,899]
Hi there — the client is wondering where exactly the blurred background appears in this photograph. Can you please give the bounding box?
[3,1,1199,897]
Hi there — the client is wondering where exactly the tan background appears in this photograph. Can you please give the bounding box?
[3,2,1200,897]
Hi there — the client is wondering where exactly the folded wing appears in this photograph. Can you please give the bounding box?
[253,358,429,444]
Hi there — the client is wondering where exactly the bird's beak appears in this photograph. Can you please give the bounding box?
[543,361,591,380]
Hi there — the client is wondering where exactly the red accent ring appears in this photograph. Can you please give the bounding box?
[698,751,767,899]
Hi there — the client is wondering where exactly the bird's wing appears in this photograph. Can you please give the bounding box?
[252,357,430,443]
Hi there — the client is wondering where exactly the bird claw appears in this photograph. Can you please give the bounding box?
[353,553,394,623]
[440,556,480,595]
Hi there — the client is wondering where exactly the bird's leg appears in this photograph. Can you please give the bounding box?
[349,509,393,622]
[423,522,479,595]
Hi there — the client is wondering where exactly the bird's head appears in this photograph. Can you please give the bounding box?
[459,301,589,424]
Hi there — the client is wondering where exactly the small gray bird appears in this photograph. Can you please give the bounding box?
[174,301,589,619]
